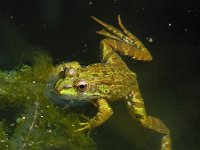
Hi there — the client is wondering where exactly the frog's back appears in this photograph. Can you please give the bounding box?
[78,63,136,101]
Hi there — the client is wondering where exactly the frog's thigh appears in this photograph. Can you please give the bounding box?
[126,90,171,150]
[90,98,113,128]
[100,39,127,67]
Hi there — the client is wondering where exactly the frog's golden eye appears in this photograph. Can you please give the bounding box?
[59,67,76,78]
[75,80,88,92]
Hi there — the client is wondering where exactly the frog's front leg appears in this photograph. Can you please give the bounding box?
[126,80,171,150]
[76,98,113,132]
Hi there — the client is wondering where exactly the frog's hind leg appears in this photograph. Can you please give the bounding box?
[91,16,152,61]
[126,80,171,150]
[99,38,127,67]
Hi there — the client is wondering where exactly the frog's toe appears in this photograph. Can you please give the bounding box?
[75,122,91,132]
[79,122,89,126]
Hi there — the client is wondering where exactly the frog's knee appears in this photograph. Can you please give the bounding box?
[106,107,113,116]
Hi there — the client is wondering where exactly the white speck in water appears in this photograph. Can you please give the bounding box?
[41,115,44,118]
[9,123,15,127]
[168,23,172,27]
[89,1,92,5]
[22,116,26,120]
[113,0,117,2]
[184,28,188,32]
[0,140,6,143]
[28,141,34,146]
[83,43,87,52]
[32,81,36,84]
[146,37,154,43]
[10,16,14,19]
[34,124,39,128]
[1,90,6,93]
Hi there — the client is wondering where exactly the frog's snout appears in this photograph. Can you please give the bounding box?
[54,88,61,94]
[54,85,63,94]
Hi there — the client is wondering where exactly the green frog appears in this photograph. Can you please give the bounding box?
[53,16,172,150]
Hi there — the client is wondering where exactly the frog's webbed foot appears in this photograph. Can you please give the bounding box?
[76,98,113,133]
[141,117,171,150]
[91,15,152,61]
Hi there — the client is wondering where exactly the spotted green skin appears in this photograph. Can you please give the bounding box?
[55,62,136,102]
[53,16,171,150]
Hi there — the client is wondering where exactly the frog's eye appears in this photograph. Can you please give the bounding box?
[75,80,88,92]
[66,67,76,76]
[59,67,76,78]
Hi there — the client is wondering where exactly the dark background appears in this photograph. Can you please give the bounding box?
[0,0,199,150]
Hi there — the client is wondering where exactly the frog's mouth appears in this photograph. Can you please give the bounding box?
[50,92,91,108]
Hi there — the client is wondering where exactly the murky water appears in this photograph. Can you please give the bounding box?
[0,1,199,150]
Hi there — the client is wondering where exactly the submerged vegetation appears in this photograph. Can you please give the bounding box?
[0,53,96,150]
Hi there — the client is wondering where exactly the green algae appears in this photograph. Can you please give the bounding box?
[0,53,96,150]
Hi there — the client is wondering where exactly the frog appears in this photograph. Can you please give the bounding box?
[53,16,172,150]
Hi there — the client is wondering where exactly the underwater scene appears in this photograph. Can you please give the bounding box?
[0,0,199,150]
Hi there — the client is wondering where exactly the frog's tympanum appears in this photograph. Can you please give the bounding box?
[54,16,172,150]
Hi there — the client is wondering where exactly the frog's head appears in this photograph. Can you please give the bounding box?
[54,66,103,102]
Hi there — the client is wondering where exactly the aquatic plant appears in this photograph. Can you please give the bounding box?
[0,53,96,150]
